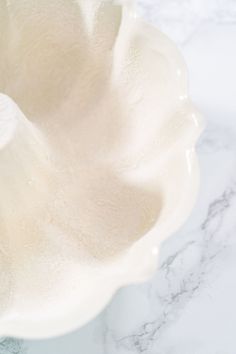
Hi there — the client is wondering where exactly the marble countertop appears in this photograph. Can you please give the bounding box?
[1,0,236,353]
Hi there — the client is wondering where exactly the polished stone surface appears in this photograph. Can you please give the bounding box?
[1,0,236,352]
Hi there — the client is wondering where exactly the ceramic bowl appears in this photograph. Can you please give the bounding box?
[0,0,203,338]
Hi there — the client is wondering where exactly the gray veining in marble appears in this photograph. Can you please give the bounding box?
[1,0,236,353]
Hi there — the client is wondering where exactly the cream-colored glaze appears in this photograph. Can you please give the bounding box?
[0,0,203,339]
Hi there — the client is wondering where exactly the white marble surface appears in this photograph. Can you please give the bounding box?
[1,0,236,353]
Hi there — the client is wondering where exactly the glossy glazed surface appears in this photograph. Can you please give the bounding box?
[0,0,202,338]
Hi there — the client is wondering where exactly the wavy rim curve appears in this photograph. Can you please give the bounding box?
[0,1,204,339]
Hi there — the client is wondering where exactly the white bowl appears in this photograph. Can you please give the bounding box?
[0,0,203,339]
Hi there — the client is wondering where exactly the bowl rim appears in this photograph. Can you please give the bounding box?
[0,0,204,339]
